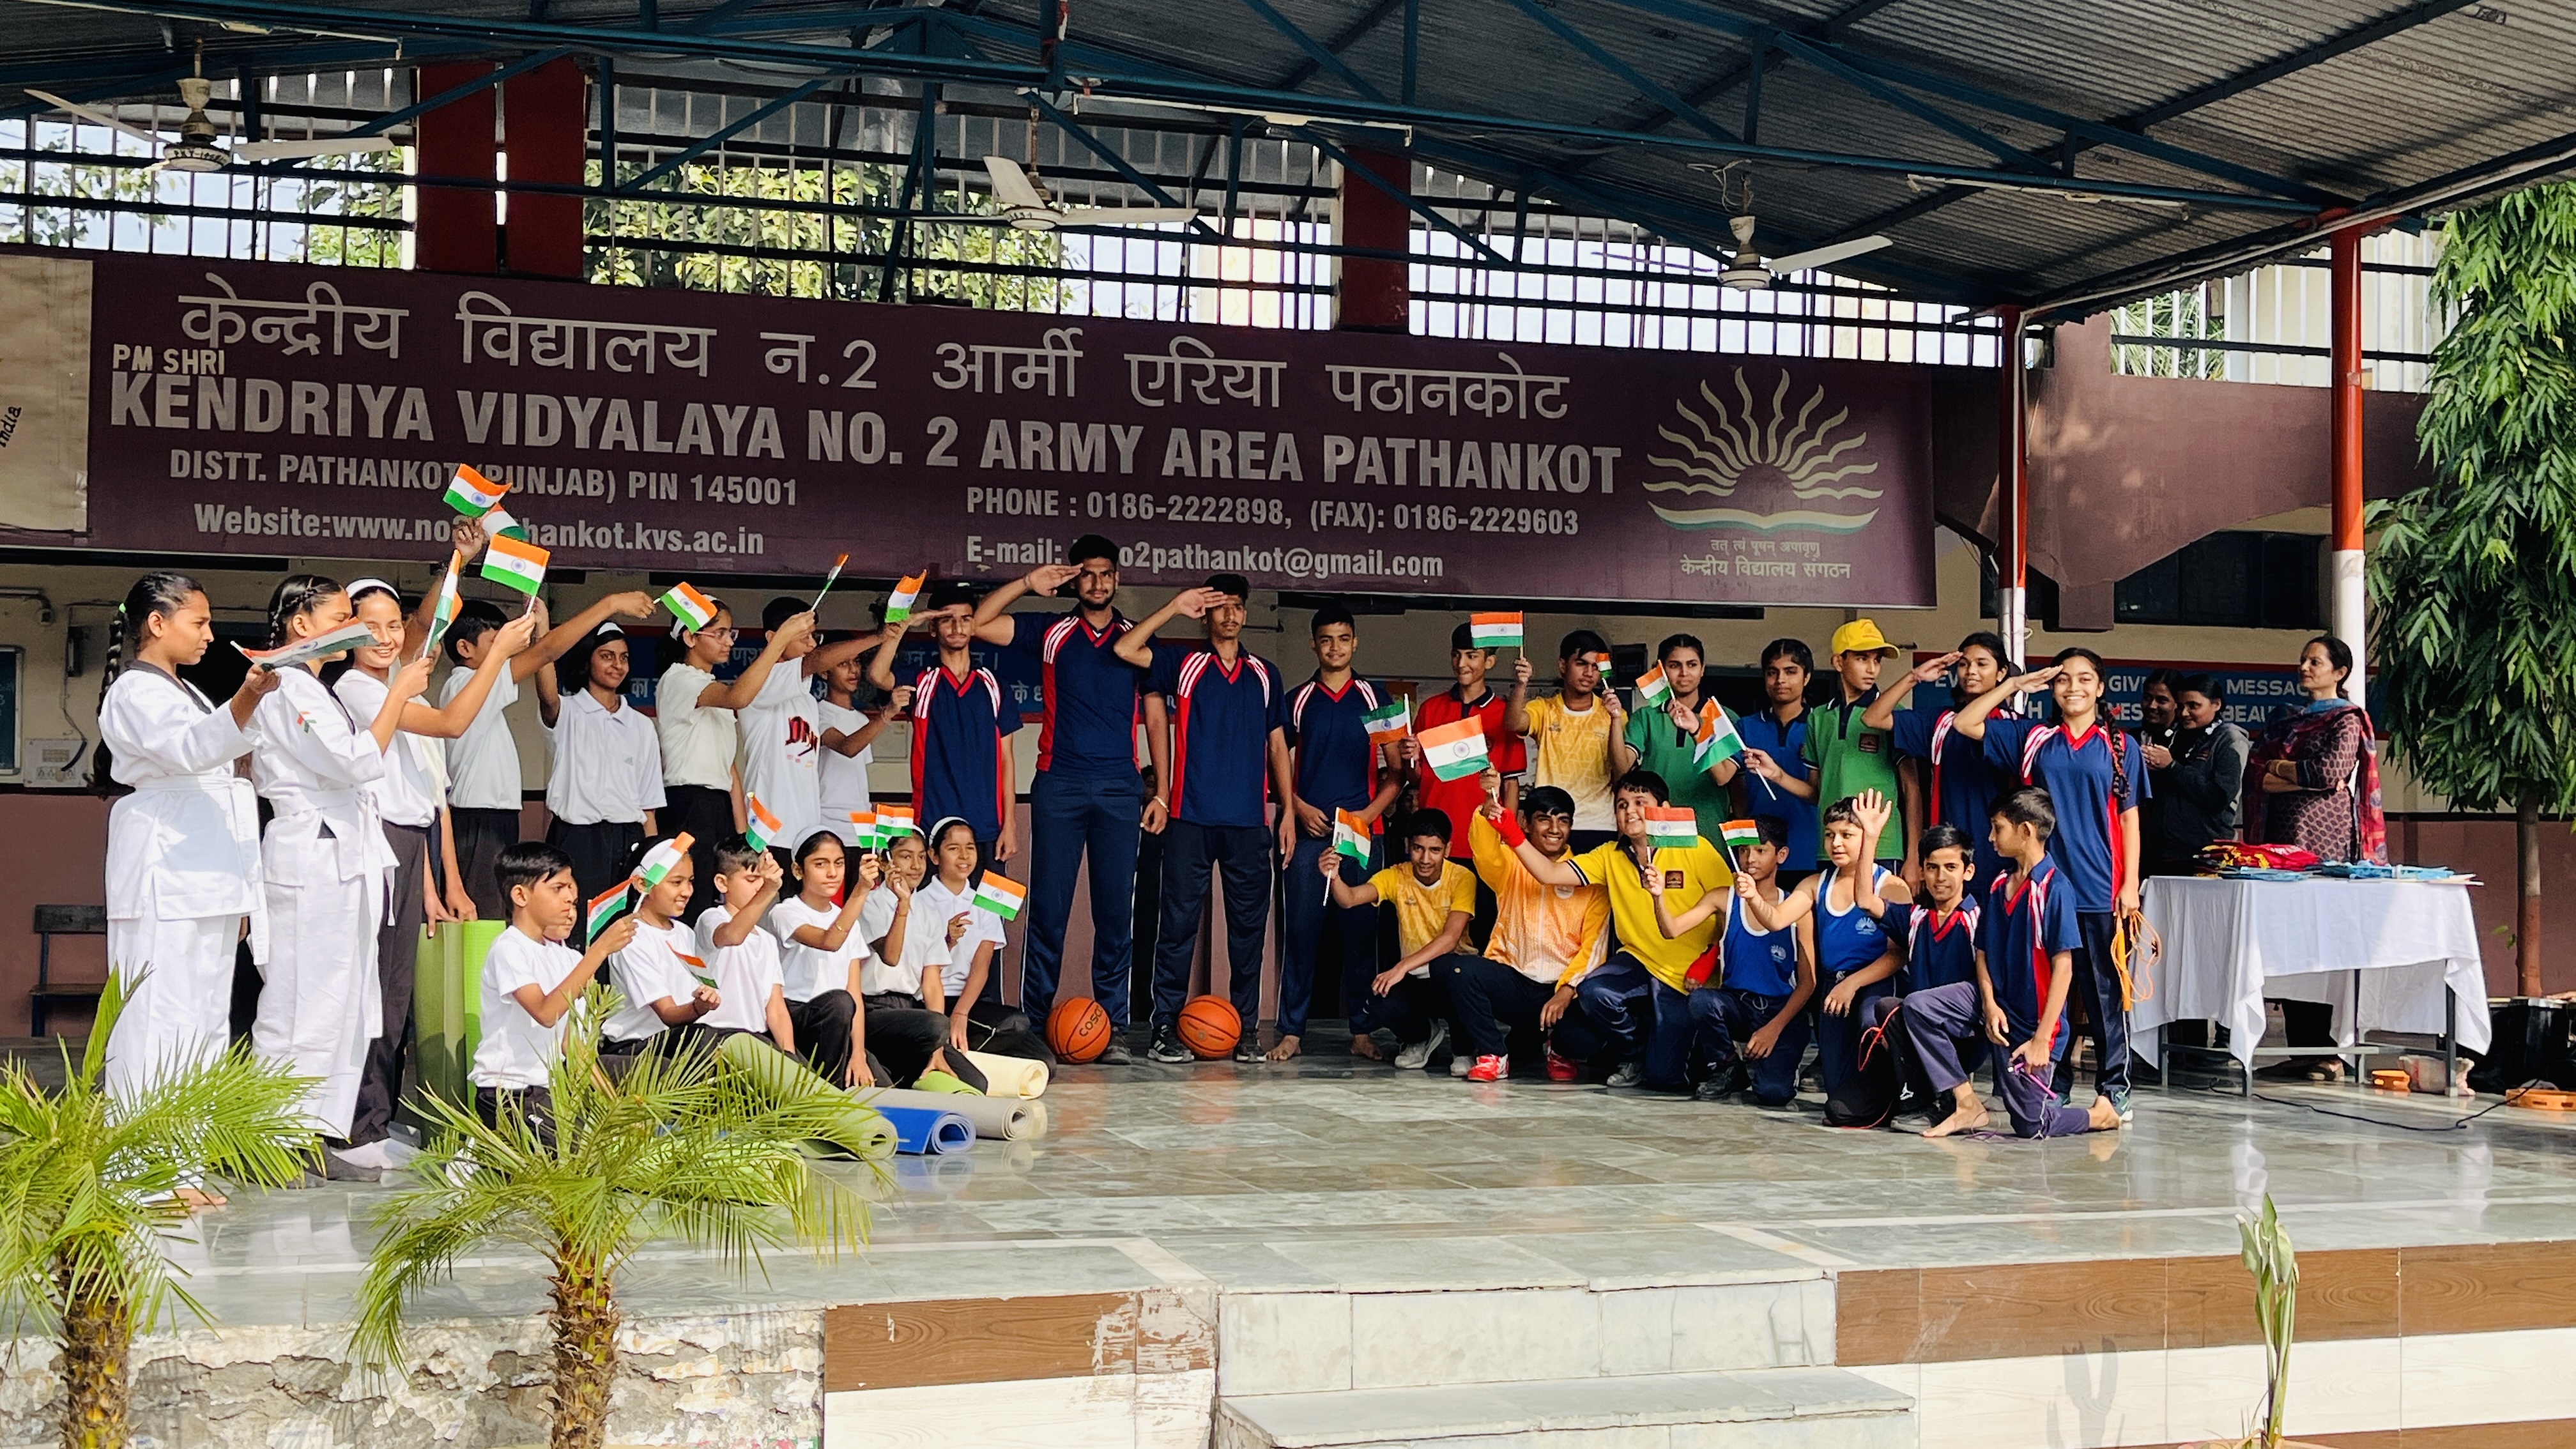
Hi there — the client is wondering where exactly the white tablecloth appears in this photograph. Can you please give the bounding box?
[2131,876,2493,1071]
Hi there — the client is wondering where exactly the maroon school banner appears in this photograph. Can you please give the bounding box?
[76,254,1934,605]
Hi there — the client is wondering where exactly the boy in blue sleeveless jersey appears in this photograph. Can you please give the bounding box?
[1650,814,1814,1105]
[1728,789,1911,1101]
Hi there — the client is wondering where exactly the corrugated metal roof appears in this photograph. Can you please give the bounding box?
[1,0,2566,310]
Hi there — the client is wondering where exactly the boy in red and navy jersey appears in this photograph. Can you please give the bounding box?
[1116,574,1296,1064]
[867,581,1022,875]
[967,539,1150,1051]
[1947,646,2147,1123]
[1277,602,1406,1062]
[1902,787,2122,1139]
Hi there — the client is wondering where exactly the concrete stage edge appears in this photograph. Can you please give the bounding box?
[5,1051,2573,1449]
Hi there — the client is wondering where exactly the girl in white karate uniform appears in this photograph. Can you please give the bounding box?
[248,575,432,1160]
[96,573,282,1153]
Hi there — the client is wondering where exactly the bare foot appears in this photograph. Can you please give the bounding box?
[174,1186,228,1211]
[1266,1034,1303,1062]
[1923,1105,1989,1138]
[1349,1032,1387,1061]
[2087,1096,2123,1131]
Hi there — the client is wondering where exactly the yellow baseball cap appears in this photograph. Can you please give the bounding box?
[1830,619,1901,659]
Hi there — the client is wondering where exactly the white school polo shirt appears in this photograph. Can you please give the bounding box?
[334,668,437,828]
[656,662,737,792]
[604,917,703,1044]
[912,876,1006,1000]
[441,665,523,811]
[766,893,873,1004]
[473,927,573,1089]
[692,902,785,1035]
[546,687,668,825]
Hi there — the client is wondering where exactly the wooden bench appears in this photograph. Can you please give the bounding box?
[31,904,107,1037]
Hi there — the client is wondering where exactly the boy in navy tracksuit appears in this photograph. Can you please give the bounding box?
[1903,788,2122,1139]
[1652,816,1815,1106]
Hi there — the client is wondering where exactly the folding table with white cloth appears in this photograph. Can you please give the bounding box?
[2131,875,2492,1094]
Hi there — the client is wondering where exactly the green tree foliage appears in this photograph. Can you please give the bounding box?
[0,979,317,1449]
[2372,185,2576,816]
[297,149,408,268]
[0,130,161,249]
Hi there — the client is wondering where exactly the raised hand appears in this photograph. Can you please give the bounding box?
[1910,651,1963,685]
[2011,664,2063,696]
[1512,655,1533,687]
[449,517,487,558]
[490,612,540,660]
[605,590,657,620]
[1170,586,1227,619]
[773,611,819,650]
[1851,788,1894,848]
[392,652,438,703]
[1025,562,1081,594]
[595,915,640,958]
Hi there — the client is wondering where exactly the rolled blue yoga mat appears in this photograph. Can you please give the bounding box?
[875,1103,975,1155]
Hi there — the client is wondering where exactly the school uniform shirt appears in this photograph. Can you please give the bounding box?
[439,665,522,811]
[1468,813,1610,986]
[1981,718,2148,913]
[473,927,574,1089]
[737,665,824,847]
[1566,836,1733,992]
[767,893,871,1004]
[816,698,875,820]
[1009,611,1144,778]
[1736,707,1820,871]
[1148,644,1288,829]
[1801,691,1905,863]
[1720,891,1799,999]
[1365,859,1478,977]
[1623,696,1735,842]
[1894,699,2017,884]
[334,670,437,828]
[655,661,737,792]
[855,887,936,998]
[1286,674,1390,818]
[1980,862,2080,1046]
[1887,900,1980,993]
[693,902,786,1035]
[604,916,705,1044]
[910,662,1022,841]
[912,875,1007,999]
[544,688,667,826]
[1414,686,1527,856]
[1524,694,1618,831]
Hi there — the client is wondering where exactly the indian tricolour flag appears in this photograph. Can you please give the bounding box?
[638,834,693,887]
[1694,702,1744,763]
[1634,664,1671,707]
[585,880,635,942]
[443,464,509,517]
[972,871,1027,921]
[661,582,717,632]
[1643,806,1701,850]
[1468,611,1523,650]
[811,553,848,613]
[236,618,378,671]
[1333,808,1372,864]
[847,811,881,850]
[744,795,783,852]
[1720,819,1765,855]
[1418,716,1490,781]
[479,534,550,597]
[424,556,463,649]
[875,804,917,837]
[884,571,928,624]
[1363,699,1410,748]
[480,506,530,541]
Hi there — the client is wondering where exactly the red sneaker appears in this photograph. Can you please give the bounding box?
[1544,1048,1579,1082]
[1465,1054,1508,1083]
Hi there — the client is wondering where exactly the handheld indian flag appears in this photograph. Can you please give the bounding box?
[1693,701,1744,763]
[1362,698,1410,748]
[443,464,510,517]
[1586,650,1614,679]
[1634,664,1671,707]
[1720,819,1765,855]
[1333,808,1372,864]
[810,553,848,613]
[875,804,918,837]
[744,795,782,853]
[1468,611,1524,650]
[972,871,1027,921]
[661,582,718,632]
[235,618,378,671]
[675,950,716,989]
[422,555,464,652]
[479,533,550,597]
[847,811,881,850]
[638,834,693,887]
[585,880,635,942]
[1418,715,1491,782]
[480,506,530,542]
[1643,806,1701,850]
[884,571,928,624]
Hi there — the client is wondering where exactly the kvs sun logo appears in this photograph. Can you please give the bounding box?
[1643,369,1883,535]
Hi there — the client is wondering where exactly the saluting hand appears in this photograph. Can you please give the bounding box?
[1910,651,1963,686]
[1169,586,1227,620]
[1025,562,1081,595]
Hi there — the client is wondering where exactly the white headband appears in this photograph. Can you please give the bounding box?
[345,576,397,601]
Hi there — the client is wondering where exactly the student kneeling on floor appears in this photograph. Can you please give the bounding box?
[1323,807,1476,1070]
[1642,815,1815,1105]
[1904,786,2122,1139]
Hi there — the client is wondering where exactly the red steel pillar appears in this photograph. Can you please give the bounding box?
[1995,305,2029,663]
[2328,225,2368,703]
[413,63,499,274]
[1335,147,1411,332]
[503,57,588,279]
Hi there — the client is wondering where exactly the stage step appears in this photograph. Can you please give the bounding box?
[1215,1365,1913,1449]
[1216,1275,1836,1397]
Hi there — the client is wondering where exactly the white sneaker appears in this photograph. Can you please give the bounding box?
[1450,1051,1473,1078]
[1395,1020,1448,1071]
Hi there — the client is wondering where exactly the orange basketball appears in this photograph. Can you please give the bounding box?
[1046,997,1114,1064]
[1176,995,1242,1059]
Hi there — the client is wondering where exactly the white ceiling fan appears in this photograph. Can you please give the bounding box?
[1717,213,1892,290]
[948,153,1197,232]
[26,72,398,173]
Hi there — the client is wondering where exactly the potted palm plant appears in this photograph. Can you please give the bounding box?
[0,978,318,1449]
[351,995,875,1449]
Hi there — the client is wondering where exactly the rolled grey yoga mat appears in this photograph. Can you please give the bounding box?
[864,1086,1041,1140]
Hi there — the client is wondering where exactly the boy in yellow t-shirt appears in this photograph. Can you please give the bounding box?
[1324,808,1476,1071]
[1505,769,1731,1092]
[1454,780,1611,1082]
[1505,629,1633,850]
